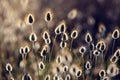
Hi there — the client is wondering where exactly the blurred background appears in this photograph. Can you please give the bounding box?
[0,0,120,80]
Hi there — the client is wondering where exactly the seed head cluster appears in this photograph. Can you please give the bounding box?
[0,0,120,80]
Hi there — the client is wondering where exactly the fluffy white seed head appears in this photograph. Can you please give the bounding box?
[19,47,24,54]
[41,45,49,57]
[60,41,67,48]
[45,38,51,44]
[6,63,12,72]
[38,61,45,70]
[52,64,63,75]
[79,46,86,55]
[71,30,78,39]
[44,74,50,80]
[65,74,71,80]
[96,41,101,50]
[69,64,78,75]
[61,32,69,41]
[44,9,53,22]
[62,51,73,65]
[40,48,47,57]
[96,40,106,51]
[99,69,106,78]
[85,32,92,43]
[75,68,82,77]
[56,55,63,64]
[25,13,34,25]
[24,46,30,54]
[110,55,118,63]
[100,40,106,51]
[55,26,61,35]
[93,49,100,57]
[114,49,120,57]
[42,31,50,40]
[112,28,120,39]
[107,63,119,77]
[58,20,66,33]
[63,65,69,72]
[29,32,37,42]
[53,74,60,80]
[85,61,91,70]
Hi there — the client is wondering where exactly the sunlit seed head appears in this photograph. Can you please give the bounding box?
[38,61,45,70]
[22,73,32,80]
[93,49,100,56]
[43,31,50,40]
[96,41,101,50]
[96,40,106,51]
[29,32,37,42]
[6,63,12,72]
[67,9,78,20]
[63,65,69,72]
[58,20,66,33]
[19,47,24,54]
[25,13,34,25]
[71,67,76,75]
[79,46,86,54]
[61,50,72,65]
[43,44,49,52]
[99,69,106,78]
[44,74,50,80]
[24,46,30,54]
[53,74,59,80]
[76,69,82,77]
[40,48,47,57]
[56,55,62,64]
[100,41,106,51]
[56,66,63,75]
[112,28,120,39]
[55,26,61,35]
[107,63,119,77]
[71,30,78,39]
[65,74,71,80]
[114,49,120,57]
[61,32,69,41]
[64,55,69,62]
[52,64,63,75]
[110,55,118,63]
[60,41,67,48]
[45,38,51,44]
[44,9,53,22]
[85,32,92,43]
[69,65,78,75]
[85,61,91,70]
